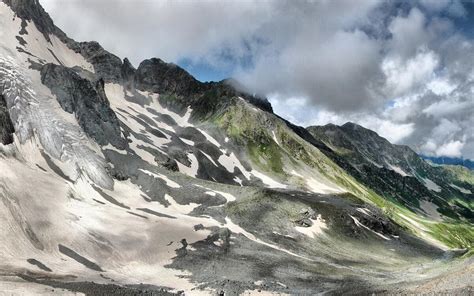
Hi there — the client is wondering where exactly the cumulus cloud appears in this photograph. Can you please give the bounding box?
[41,0,274,68]
[40,0,474,159]
[420,139,466,158]
[382,50,438,97]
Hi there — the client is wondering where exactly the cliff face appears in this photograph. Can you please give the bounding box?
[40,63,127,149]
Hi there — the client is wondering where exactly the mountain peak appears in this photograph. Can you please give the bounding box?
[342,121,367,130]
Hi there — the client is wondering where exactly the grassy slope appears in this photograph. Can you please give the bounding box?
[209,98,473,250]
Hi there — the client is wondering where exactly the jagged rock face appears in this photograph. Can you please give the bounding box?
[40,63,127,149]
[134,58,273,116]
[121,57,135,89]
[135,58,206,96]
[71,41,124,82]
[0,94,14,145]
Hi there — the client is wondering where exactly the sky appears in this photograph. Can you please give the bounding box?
[41,0,474,160]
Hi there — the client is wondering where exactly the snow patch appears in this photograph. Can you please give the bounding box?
[450,184,472,194]
[194,185,236,202]
[272,130,279,145]
[234,176,243,186]
[290,170,343,194]
[218,152,251,179]
[164,194,199,214]
[295,214,327,238]
[200,150,218,167]
[305,177,344,194]
[197,128,221,147]
[387,164,409,177]
[102,143,127,155]
[356,208,372,216]
[350,215,391,240]
[224,217,313,262]
[251,170,287,189]
[180,138,195,146]
[422,177,442,192]
[176,153,199,178]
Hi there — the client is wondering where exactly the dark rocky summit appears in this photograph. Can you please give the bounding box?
[131,58,273,115]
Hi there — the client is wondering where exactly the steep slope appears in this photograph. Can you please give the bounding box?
[0,0,472,294]
[308,123,474,247]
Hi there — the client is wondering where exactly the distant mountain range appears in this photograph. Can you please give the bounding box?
[422,155,474,170]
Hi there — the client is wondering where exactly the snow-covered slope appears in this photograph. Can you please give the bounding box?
[0,0,472,294]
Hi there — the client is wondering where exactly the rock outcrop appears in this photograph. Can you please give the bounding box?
[0,94,14,145]
[40,63,127,149]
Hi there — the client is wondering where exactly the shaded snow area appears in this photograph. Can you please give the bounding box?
[0,151,225,294]
[387,164,409,177]
[419,200,443,221]
[0,55,111,189]
[450,184,472,194]
[421,177,442,192]
[0,4,110,188]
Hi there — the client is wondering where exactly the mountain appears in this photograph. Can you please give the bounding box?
[0,0,472,294]
[422,155,474,170]
[308,123,474,221]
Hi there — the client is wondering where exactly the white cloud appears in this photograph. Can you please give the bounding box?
[423,99,471,117]
[382,50,438,97]
[427,77,456,95]
[40,0,474,159]
[388,8,429,58]
[432,118,461,140]
[436,140,465,157]
[359,118,415,143]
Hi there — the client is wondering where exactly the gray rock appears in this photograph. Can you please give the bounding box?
[40,63,127,149]
[0,94,14,145]
[70,41,124,82]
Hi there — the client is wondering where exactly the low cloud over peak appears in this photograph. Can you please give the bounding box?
[42,0,474,159]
